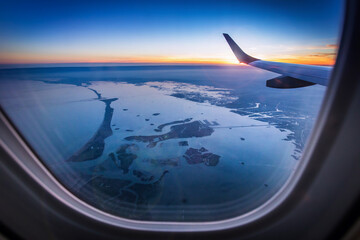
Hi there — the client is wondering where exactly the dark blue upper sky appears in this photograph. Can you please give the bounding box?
[0,0,343,64]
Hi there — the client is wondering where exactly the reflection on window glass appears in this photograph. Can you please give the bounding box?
[0,0,342,221]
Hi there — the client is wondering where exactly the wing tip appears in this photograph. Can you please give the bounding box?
[223,34,258,64]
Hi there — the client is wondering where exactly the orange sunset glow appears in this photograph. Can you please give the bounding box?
[268,53,336,66]
[0,51,336,66]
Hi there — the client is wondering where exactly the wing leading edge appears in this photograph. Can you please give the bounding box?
[223,33,332,88]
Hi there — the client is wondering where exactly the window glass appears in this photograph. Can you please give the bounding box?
[0,0,342,221]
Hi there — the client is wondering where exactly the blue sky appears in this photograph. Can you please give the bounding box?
[0,0,343,64]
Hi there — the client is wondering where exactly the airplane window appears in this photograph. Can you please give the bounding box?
[0,0,342,222]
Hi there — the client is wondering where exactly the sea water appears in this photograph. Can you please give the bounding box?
[0,65,325,221]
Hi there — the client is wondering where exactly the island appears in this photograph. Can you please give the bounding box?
[125,120,214,147]
[183,147,220,166]
[154,118,192,132]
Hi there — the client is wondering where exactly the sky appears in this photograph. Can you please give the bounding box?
[0,0,343,65]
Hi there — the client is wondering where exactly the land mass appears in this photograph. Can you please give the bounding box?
[67,98,118,162]
[125,120,214,147]
[184,147,220,166]
[154,118,192,132]
[75,170,169,219]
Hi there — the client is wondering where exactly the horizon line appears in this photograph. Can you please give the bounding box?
[0,60,334,67]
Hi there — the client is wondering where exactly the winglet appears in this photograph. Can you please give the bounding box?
[223,33,258,64]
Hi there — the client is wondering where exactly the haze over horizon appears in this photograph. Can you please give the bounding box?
[0,0,342,66]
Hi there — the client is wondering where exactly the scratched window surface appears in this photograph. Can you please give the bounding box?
[0,0,342,221]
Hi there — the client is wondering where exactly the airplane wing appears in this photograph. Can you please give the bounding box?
[223,33,332,88]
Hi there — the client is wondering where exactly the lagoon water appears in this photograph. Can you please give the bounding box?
[0,64,325,221]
